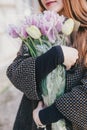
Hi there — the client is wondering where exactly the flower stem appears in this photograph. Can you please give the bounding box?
[29,36,36,48]
[24,40,36,57]
[39,38,42,45]
[20,36,36,57]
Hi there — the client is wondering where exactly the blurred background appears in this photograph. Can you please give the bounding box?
[0,0,39,130]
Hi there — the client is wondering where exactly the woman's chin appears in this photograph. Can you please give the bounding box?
[46,5,63,13]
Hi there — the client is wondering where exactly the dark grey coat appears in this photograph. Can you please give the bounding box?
[7,44,87,130]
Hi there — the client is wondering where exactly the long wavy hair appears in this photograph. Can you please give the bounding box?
[38,0,87,67]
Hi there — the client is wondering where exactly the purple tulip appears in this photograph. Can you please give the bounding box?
[25,15,40,28]
[8,24,19,38]
[20,26,28,38]
[8,10,66,44]
[47,28,56,43]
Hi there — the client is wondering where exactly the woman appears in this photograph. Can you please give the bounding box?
[6,0,87,130]
[33,0,87,130]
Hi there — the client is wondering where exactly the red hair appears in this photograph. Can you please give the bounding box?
[63,0,87,67]
[63,0,87,27]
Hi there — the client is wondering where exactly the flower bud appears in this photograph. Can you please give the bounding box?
[26,25,41,39]
[62,18,74,35]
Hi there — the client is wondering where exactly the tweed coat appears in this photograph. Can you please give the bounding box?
[7,44,87,130]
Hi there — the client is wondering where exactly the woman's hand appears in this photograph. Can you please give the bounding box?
[61,46,78,70]
[33,101,46,128]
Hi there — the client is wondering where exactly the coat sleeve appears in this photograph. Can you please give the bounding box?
[55,69,87,129]
[7,44,64,100]
[6,44,40,100]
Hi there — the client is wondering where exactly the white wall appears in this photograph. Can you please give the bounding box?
[0,0,40,87]
[0,0,39,63]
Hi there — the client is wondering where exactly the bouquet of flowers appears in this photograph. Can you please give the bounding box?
[8,10,76,130]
